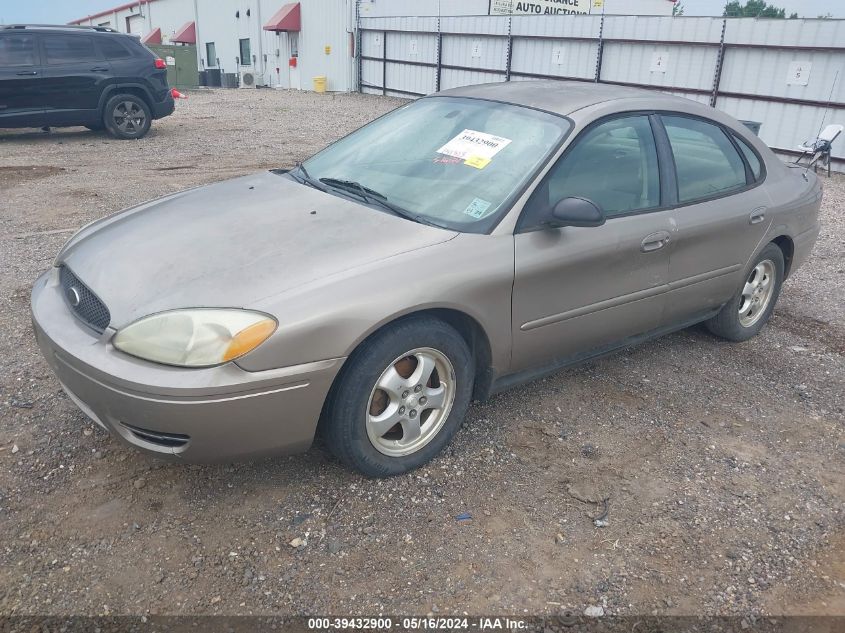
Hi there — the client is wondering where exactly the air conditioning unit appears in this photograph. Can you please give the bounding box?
[239,70,257,88]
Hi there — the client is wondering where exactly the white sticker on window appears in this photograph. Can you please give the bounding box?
[463,197,493,219]
[437,129,512,169]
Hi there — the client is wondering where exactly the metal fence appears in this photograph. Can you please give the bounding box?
[357,14,845,169]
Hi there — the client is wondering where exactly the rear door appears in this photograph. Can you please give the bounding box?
[39,33,110,126]
[511,114,673,373]
[0,32,44,126]
[658,114,772,324]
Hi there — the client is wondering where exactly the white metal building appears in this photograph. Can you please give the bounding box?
[72,0,357,91]
[70,0,675,91]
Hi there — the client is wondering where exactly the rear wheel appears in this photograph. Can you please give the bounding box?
[322,317,474,477]
[103,94,151,140]
[705,243,785,342]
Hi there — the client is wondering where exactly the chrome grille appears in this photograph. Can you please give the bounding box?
[59,266,111,333]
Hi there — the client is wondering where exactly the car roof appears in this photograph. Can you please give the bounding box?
[435,80,697,117]
[0,24,120,35]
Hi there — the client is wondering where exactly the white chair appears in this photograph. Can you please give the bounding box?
[796,123,843,177]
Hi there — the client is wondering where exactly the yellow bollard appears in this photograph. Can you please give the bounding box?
[313,76,327,93]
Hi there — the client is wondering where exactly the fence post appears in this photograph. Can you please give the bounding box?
[382,30,387,96]
[594,12,605,83]
[710,18,728,108]
[505,15,513,82]
[436,17,442,92]
[355,0,362,93]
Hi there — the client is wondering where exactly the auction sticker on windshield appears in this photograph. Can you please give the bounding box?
[437,129,512,169]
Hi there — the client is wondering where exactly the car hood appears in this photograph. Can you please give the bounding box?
[58,171,457,327]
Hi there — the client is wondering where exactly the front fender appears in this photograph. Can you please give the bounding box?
[237,233,515,376]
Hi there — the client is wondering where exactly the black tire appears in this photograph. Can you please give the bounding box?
[102,94,152,140]
[705,243,785,342]
[322,316,474,478]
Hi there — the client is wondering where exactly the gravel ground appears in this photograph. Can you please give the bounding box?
[0,88,843,618]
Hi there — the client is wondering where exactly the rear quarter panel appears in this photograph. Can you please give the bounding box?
[760,161,822,276]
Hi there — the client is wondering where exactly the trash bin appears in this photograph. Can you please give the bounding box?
[740,120,762,136]
[313,76,327,93]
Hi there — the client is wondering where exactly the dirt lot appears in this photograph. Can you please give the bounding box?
[0,89,843,619]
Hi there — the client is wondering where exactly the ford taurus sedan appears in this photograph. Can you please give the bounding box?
[31,81,822,477]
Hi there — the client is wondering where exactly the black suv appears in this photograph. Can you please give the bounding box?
[0,24,175,140]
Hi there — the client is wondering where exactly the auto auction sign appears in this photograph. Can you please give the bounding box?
[489,0,590,15]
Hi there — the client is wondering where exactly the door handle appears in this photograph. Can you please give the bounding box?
[90,67,109,72]
[641,231,671,253]
[16,71,38,76]
[749,208,767,225]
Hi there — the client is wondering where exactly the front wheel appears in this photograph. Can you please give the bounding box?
[322,317,474,477]
[705,243,785,342]
[103,94,152,140]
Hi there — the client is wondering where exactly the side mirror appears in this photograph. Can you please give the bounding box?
[548,197,606,228]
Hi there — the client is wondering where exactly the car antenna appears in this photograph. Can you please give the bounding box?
[802,69,839,176]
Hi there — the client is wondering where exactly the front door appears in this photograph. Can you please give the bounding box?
[0,32,44,127]
[511,114,672,373]
[39,33,110,125]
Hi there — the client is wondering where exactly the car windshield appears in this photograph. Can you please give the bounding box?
[300,96,571,232]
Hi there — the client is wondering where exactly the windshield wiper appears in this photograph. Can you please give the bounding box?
[289,163,326,192]
[318,177,446,229]
[319,177,376,203]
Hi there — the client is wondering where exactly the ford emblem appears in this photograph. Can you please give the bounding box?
[67,286,81,308]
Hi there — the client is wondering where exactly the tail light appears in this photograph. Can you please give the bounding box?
[154,58,167,69]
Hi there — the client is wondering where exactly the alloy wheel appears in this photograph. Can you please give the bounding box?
[738,259,776,327]
[113,101,146,135]
[366,347,456,457]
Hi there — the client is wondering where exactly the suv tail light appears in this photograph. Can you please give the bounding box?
[154,58,167,69]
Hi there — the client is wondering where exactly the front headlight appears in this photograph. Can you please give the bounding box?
[112,309,277,368]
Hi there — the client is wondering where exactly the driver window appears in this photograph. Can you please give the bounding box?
[528,115,661,225]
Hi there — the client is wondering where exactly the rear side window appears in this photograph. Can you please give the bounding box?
[662,115,747,203]
[0,34,37,66]
[43,35,102,65]
[733,134,763,181]
[97,37,132,60]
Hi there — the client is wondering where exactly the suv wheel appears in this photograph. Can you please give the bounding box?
[103,94,151,140]
[705,243,785,342]
[322,317,474,477]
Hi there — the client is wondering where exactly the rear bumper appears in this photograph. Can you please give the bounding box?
[31,269,342,462]
[151,95,175,120]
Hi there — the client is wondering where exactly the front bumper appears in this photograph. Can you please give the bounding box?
[31,269,343,462]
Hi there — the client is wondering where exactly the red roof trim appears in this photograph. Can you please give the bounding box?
[140,27,162,44]
[69,0,156,25]
[171,21,196,44]
[263,3,301,32]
